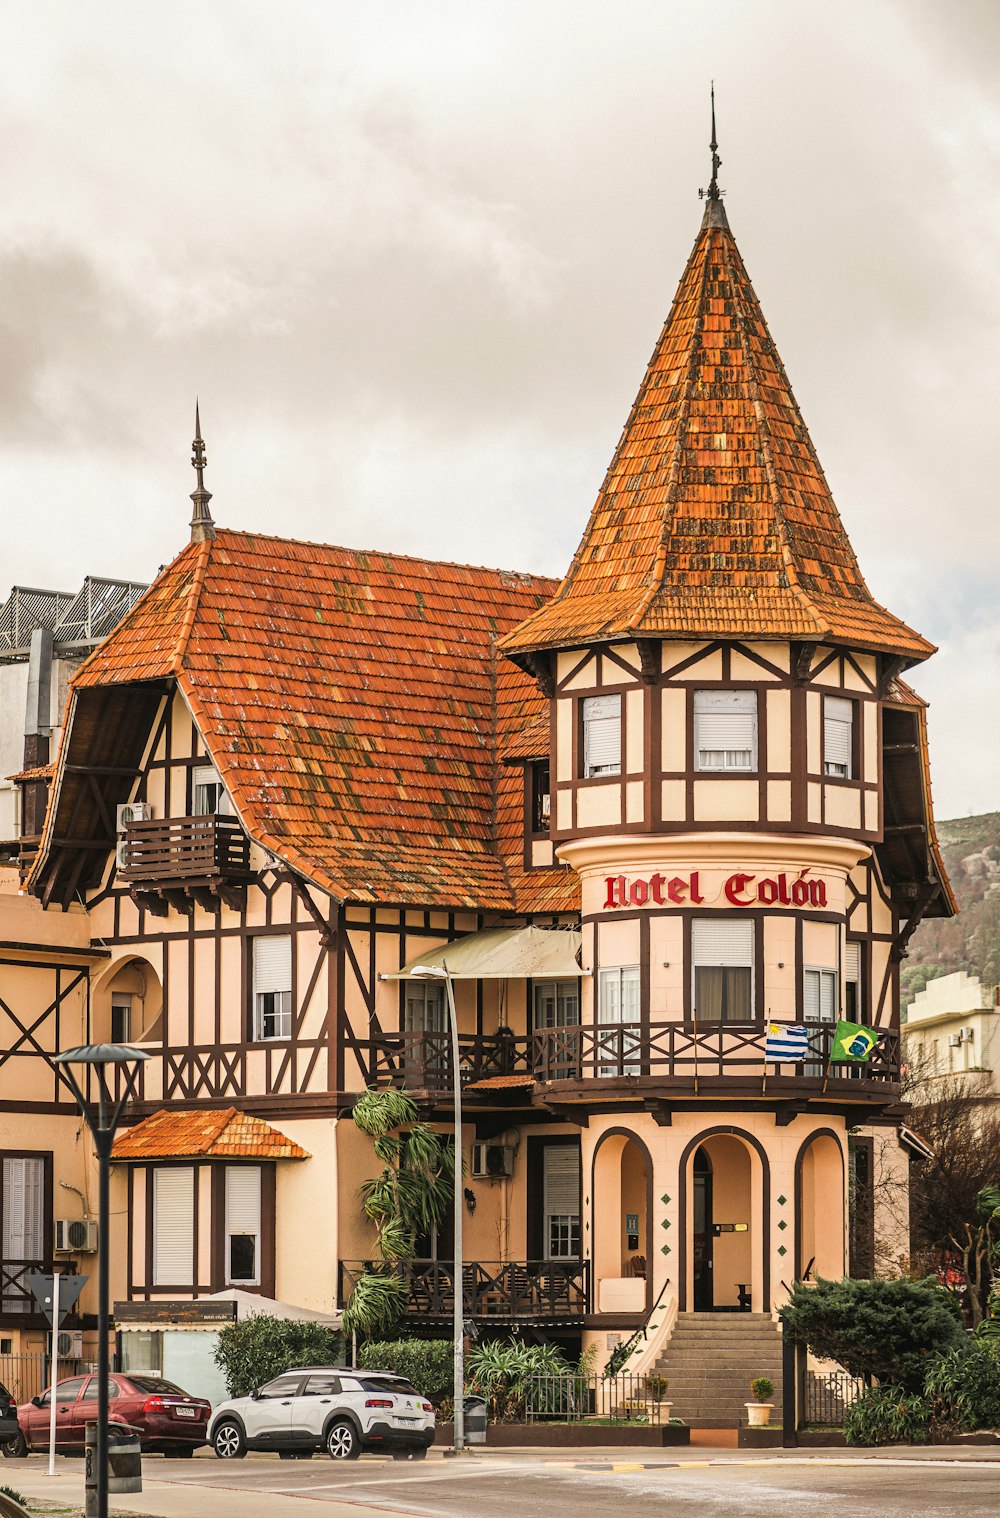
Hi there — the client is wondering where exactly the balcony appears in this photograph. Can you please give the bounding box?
[1,1258,49,1321]
[118,814,253,910]
[338,1259,590,1324]
[357,1022,900,1103]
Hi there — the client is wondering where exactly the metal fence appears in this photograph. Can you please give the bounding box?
[0,1354,86,1404]
[525,1373,672,1424]
[804,1370,866,1427]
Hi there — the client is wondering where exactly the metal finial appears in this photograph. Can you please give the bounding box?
[699,82,723,203]
[189,400,216,543]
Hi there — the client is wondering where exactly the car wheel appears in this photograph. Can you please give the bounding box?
[1,1431,28,1459]
[172,1446,195,1458]
[411,1447,428,1460]
[212,1421,247,1460]
[325,1420,360,1460]
[391,1449,410,1461]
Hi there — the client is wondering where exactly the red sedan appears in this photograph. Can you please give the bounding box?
[11,1373,211,1456]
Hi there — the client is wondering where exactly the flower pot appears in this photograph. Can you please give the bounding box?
[648,1400,672,1422]
[745,1402,773,1428]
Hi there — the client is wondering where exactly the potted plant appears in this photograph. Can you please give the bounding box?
[645,1373,672,1421]
[745,1376,774,1428]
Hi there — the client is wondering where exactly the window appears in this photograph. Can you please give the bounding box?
[694,690,757,772]
[598,965,641,1074]
[225,1166,261,1286]
[52,1377,87,1405]
[804,967,838,1022]
[304,1373,343,1396]
[1,1156,46,1313]
[543,1145,580,1259]
[403,981,447,1034]
[582,695,621,777]
[152,1167,194,1286]
[111,994,132,1044]
[192,764,230,816]
[824,697,854,778]
[258,1374,304,1399]
[532,981,579,1031]
[252,936,292,1041]
[692,919,754,1022]
[530,761,551,833]
[844,941,862,1021]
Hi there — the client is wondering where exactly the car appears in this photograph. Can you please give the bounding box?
[209,1367,435,1461]
[12,1373,211,1456]
[0,1383,23,1458]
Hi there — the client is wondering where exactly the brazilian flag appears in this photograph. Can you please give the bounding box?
[832,1019,878,1062]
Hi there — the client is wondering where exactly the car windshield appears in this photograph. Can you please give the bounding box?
[126,1377,190,1396]
[357,1376,416,1395]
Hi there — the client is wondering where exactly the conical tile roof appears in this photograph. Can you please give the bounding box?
[500,199,933,664]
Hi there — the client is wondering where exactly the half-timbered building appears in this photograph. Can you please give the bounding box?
[1,164,953,1419]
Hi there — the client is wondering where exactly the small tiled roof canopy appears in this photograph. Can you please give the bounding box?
[500,199,934,664]
[111,1107,310,1161]
[30,534,578,914]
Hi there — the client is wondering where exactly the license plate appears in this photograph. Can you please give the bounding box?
[174,1407,197,1418]
[394,1415,417,1424]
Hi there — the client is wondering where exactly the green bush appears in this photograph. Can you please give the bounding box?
[924,1338,1000,1433]
[466,1339,573,1422]
[844,1385,931,1446]
[780,1277,964,1392]
[750,1377,774,1401]
[358,1339,453,1405]
[213,1314,344,1398]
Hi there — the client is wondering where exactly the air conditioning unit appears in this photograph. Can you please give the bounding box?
[115,838,129,871]
[947,1033,962,1048]
[116,801,152,831]
[55,1218,98,1254]
[964,1027,976,1042]
[471,1143,515,1180]
[56,1330,83,1359]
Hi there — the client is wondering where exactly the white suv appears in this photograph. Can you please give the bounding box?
[209,1367,435,1461]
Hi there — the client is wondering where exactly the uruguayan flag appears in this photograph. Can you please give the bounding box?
[764,1022,809,1061]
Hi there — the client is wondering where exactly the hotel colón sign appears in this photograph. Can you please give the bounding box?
[603,868,828,910]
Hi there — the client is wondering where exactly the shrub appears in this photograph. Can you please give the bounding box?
[749,1377,773,1402]
[780,1276,964,1392]
[466,1339,573,1422]
[924,1338,1000,1433]
[213,1314,343,1398]
[358,1339,453,1406]
[645,1374,669,1401]
[844,1385,931,1446]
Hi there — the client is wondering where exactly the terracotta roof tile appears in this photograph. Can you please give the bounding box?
[6,763,55,782]
[111,1106,310,1161]
[500,203,934,664]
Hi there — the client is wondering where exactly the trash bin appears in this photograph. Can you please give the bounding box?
[85,1423,142,1516]
[463,1395,488,1445]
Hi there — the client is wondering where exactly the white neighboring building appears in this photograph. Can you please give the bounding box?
[905,971,1000,1092]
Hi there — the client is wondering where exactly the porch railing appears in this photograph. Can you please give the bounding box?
[356,1022,900,1092]
[339,1259,590,1320]
[118,814,252,885]
[804,1369,866,1427]
[525,1372,671,1423]
[1,1259,49,1316]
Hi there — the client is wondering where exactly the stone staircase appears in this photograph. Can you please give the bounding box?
[651,1312,783,1428]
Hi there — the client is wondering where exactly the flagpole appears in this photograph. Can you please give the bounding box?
[692,1002,699,1096]
[761,1010,769,1097]
[821,1022,833,1095]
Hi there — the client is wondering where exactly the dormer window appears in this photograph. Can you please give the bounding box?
[582,695,621,778]
[694,690,757,772]
[823,697,854,779]
[192,764,231,816]
[530,761,551,833]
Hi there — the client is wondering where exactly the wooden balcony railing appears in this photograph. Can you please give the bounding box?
[118,815,252,886]
[338,1259,590,1321]
[1,1258,49,1317]
[356,1022,900,1094]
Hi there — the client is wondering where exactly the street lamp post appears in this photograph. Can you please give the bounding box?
[410,963,465,1455]
[54,1045,150,1518]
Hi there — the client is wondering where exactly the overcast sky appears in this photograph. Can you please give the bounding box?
[2,1,998,819]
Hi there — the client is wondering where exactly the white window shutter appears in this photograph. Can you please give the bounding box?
[2,1158,45,1260]
[694,690,757,769]
[691,919,754,968]
[153,1168,194,1286]
[253,936,292,996]
[583,695,622,775]
[226,1167,261,1236]
[845,941,861,984]
[543,1147,579,1219]
[824,697,854,776]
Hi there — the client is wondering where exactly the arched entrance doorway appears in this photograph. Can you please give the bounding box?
[796,1130,846,1282]
[681,1129,769,1312]
[591,1130,652,1313]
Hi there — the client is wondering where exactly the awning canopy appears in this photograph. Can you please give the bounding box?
[386,925,585,981]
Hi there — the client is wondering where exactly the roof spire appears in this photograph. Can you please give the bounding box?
[189,400,216,543]
[698,83,729,229]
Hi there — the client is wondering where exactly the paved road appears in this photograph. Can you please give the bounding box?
[10,1448,1000,1518]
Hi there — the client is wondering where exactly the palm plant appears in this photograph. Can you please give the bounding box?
[343,1087,455,1340]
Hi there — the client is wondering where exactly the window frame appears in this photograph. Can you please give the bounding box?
[0,1150,53,1314]
[529,759,551,835]
[689,917,757,1025]
[693,689,758,774]
[803,965,839,1023]
[190,763,231,817]
[110,993,132,1044]
[224,1165,262,1288]
[251,935,293,1043]
[151,1165,195,1288]
[580,693,622,779]
[822,695,858,781]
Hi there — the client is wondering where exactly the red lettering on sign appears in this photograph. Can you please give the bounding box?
[757,877,778,905]
[724,872,754,905]
[667,876,688,903]
[776,872,791,905]
[808,879,827,908]
[650,873,666,905]
[690,871,704,904]
[791,876,809,906]
[630,879,649,906]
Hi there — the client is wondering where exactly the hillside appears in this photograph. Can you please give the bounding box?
[902,812,1000,1004]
